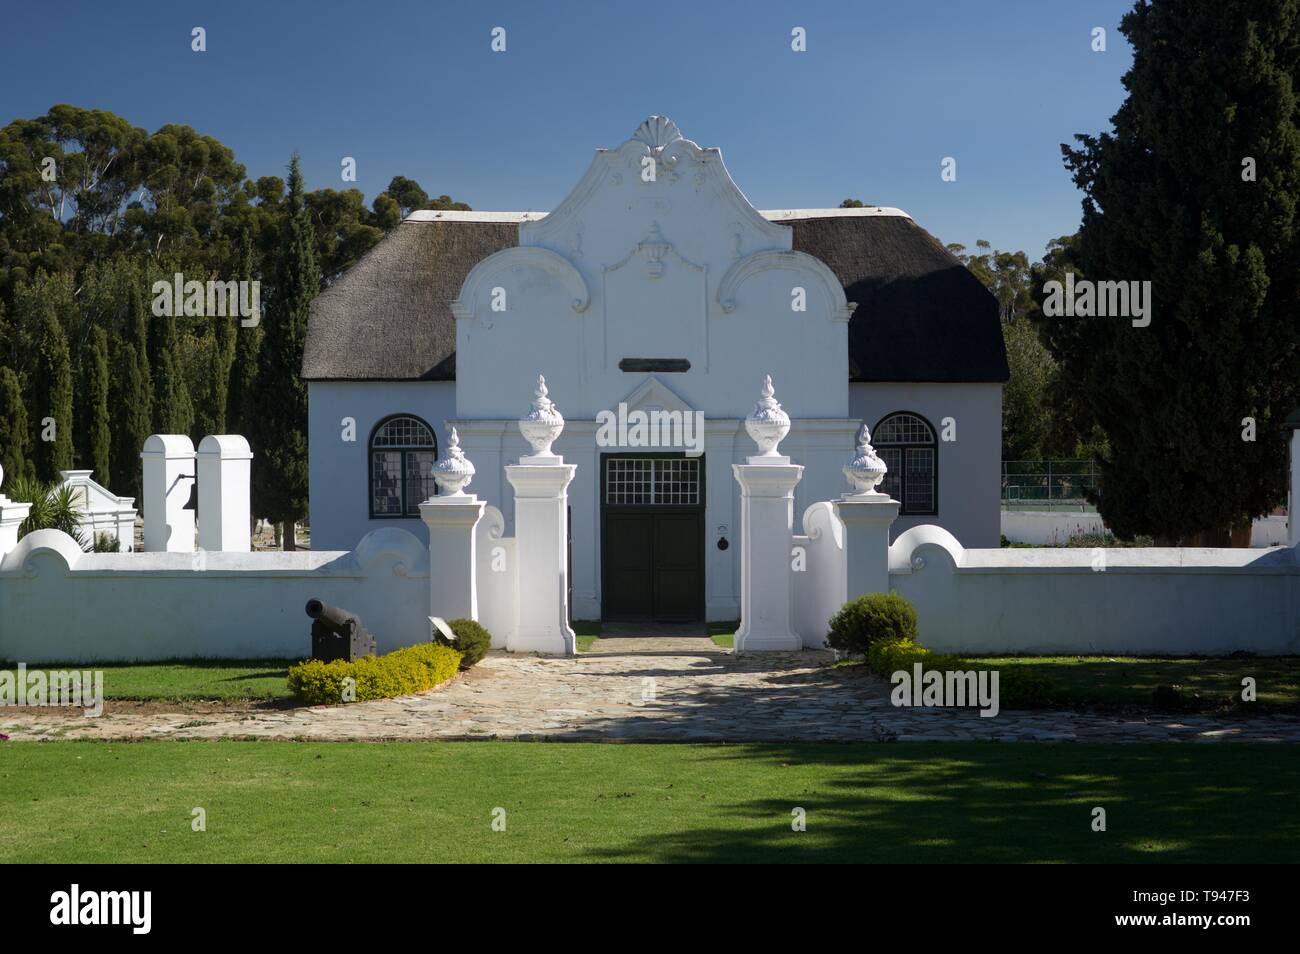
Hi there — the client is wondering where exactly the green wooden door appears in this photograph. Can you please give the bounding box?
[604,511,655,618]
[601,455,705,621]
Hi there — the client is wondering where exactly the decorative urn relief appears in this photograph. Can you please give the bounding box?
[519,374,565,457]
[431,427,475,497]
[745,374,791,458]
[640,222,670,278]
[843,424,888,495]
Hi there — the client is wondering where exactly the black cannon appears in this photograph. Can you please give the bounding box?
[305,598,376,662]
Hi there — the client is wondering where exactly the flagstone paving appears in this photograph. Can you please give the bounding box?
[3,644,1300,743]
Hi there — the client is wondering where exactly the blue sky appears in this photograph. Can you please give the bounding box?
[0,0,1135,259]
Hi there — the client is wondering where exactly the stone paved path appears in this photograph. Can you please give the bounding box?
[4,644,1299,743]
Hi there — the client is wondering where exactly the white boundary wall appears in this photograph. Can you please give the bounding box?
[1001,509,1290,547]
[0,527,431,662]
[888,525,1300,656]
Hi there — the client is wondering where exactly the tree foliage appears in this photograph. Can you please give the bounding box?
[1040,0,1300,542]
[248,155,318,544]
[0,104,467,524]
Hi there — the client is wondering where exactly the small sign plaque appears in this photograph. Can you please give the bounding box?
[429,616,456,643]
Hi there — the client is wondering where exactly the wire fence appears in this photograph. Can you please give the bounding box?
[1001,460,1099,510]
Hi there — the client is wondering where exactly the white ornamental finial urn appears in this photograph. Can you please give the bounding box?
[745,374,791,458]
[519,374,565,457]
[844,424,888,495]
[431,427,475,496]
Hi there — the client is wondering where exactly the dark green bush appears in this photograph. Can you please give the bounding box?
[446,618,492,669]
[865,638,1058,710]
[827,592,918,655]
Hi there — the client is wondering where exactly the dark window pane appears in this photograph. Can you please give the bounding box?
[905,447,935,513]
[371,451,403,515]
[406,451,436,513]
[373,416,436,448]
[879,447,902,502]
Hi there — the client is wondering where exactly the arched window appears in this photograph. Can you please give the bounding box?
[369,415,438,517]
[874,412,938,515]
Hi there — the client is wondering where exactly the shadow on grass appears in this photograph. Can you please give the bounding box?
[577,743,1300,863]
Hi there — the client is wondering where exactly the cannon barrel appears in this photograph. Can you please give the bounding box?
[305,598,357,636]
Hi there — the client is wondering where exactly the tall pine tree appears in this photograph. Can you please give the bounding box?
[1043,0,1300,543]
[206,236,246,434]
[250,155,318,549]
[108,264,155,499]
[33,308,73,481]
[78,325,111,480]
[0,366,32,483]
[227,228,263,438]
[149,274,194,437]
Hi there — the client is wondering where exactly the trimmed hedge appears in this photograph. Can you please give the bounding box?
[827,592,918,655]
[865,638,1058,709]
[444,618,492,670]
[287,643,462,705]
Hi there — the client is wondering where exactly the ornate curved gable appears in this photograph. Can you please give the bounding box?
[520,116,791,256]
[453,117,851,419]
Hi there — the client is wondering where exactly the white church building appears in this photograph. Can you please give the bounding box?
[302,116,1009,623]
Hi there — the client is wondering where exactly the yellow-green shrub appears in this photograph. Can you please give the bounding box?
[287,642,462,704]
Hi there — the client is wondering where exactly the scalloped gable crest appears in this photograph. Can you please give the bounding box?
[519,116,791,249]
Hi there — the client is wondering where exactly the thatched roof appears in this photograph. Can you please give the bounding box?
[302,209,1008,384]
[302,219,518,381]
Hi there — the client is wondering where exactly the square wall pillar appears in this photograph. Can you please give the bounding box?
[197,435,253,552]
[421,494,486,621]
[141,434,195,552]
[732,459,804,652]
[505,457,577,655]
[835,492,900,599]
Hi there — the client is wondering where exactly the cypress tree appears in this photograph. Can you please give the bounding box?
[227,229,262,438]
[207,241,244,434]
[0,366,32,483]
[105,264,155,499]
[149,280,194,437]
[33,308,73,481]
[109,335,149,500]
[1043,0,1300,543]
[78,325,111,480]
[250,155,318,549]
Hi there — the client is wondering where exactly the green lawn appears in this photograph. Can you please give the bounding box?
[971,655,1300,709]
[573,620,735,651]
[573,620,601,652]
[0,660,295,701]
[0,741,1294,863]
[708,621,736,649]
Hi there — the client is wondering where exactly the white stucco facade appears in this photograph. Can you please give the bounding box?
[308,380,457,550]
[304,117,1007,621]
[848,382,1003,547]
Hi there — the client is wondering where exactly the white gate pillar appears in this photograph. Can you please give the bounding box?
[141,434,195,552]
[834,424,900,598]
[421,428,485,621]
[196,435,253,552]
[733,376,803,652]
[0,464,32,562]
[505,376,576,655]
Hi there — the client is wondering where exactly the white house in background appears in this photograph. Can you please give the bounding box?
[59,469,137,551]
[302,116,1009,623]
